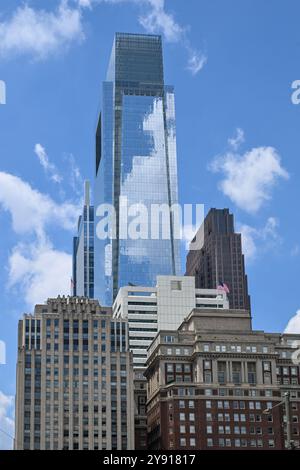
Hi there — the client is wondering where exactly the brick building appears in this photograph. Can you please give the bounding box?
[145,307,300,450]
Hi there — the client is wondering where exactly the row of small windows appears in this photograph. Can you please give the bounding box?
[164,360,273,386]
[46,343,108,353]
[164,386,276,399]
[277,366,299,376]
[25,353,127,366]
[204,388,275,398]
[206,400,270,410]
[203,344,269,354]
[46,319,107,329]
[165,347,191,356]
[205,438,276,448]
[206,425,275,435]
[163,339,270,355]
[206,413,273,423]
[203,360,272,385]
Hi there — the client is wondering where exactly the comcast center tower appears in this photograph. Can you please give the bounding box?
[95,33,181,304]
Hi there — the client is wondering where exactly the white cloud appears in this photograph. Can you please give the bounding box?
[139,0,184,42]
[238,217,280,261]
[34,143,63,184]
[0,1,84,59]
[78,0,206,75]
[0,171,81,307]
[67,154,84,196]
[0,172,79,238]
[0,391,14,450]
[77,0,93,7]
[239,224,258,260]
[77,0,127,5]
[186,47,207,75]
[0,0,206,74]
[8,241,72,307]
[139,0,207,75]
[285,310,300,334]
[0,80,6,105]
[228,127,245,151]
[291,244,300,257]
[0,0,206,73]
[210,146,289,213]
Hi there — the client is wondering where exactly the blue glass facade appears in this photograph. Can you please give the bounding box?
[72,182,94,298]
[95,33,181,305]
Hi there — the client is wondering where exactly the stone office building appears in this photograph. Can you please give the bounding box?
[145,307,300,450]
[15,296,134,450]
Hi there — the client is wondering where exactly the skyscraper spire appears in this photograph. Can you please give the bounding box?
[84,180,90,206]
[72,181,95,298]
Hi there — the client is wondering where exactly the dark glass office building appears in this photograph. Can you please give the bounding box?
[94,33,181,304]
[185,208,251,312]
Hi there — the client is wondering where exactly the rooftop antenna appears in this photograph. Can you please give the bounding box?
[84,180,90,206]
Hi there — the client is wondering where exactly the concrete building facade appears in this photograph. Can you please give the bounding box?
[113,275,229,370]
[15,297,134,450]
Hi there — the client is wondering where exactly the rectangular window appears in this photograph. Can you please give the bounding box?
[217,362,227,384]
[248,362,257,384]
[171,280,182,290]
[232,362,242,384]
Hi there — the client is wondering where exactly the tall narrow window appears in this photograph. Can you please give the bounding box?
[232,362,242,385]
[218,362,227,384]
[248,363,256,385]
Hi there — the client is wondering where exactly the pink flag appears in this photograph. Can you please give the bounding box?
[217,282,230,294]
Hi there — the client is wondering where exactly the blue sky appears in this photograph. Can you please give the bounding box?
[0,0,300,449]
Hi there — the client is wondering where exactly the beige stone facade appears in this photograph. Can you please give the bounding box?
[145,308,300,450]
[15,296,134,450]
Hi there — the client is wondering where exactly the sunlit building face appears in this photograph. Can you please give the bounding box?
[94,33,181,305]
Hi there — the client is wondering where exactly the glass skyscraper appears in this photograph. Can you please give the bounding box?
[94,33,181,305]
